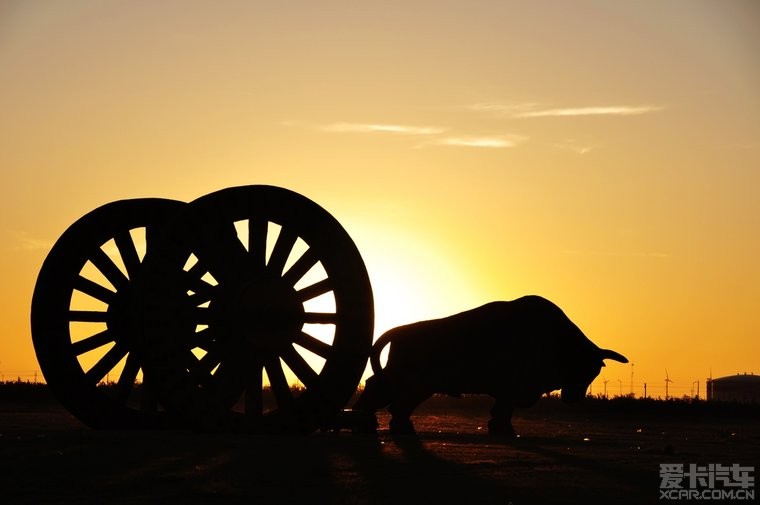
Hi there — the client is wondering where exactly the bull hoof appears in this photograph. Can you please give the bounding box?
[350,411,379,434]
[389,418,417,436]
[321,409,379,434]
[487,419,517,438]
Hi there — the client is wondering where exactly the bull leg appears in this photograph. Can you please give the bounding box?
[388,389,431,436]
[346,375,392,434]
[488,398,516,437]
[353,375,391,413]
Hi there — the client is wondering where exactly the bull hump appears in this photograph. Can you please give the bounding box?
[388,296,591,348]
[473,298,567,324]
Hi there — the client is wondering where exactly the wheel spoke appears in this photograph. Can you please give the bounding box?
[86,343,128,384]
[140,372,159,413]
[181,349,203,375]
[192,354,222,380]
[204,355,247,408]
[183,255,204,276]
[189,327,215,349]
[182,271,216,298]
[71,329,115,355]
[293,331,333,359]
[115,352,141,401]
[281,345,319,390]
[190,347,223,382]
[281,248,319,287]
[73,276,115,304]
[267,227,298,276]
[248,216,268,269]
[90,247,129,291]
[264,355,293,409]
[196,222,249,284]
[303,312,338,324]
[296,279,332,302]
[192,307,212,325]
[69,310,109,323]
[187,290,212,307]
[244,360,264,417]
[143,220,167,260]
[114,229,141,279]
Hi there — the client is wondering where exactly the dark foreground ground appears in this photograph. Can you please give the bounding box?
[1,393,758,505]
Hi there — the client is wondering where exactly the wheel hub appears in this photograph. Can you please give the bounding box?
[216,275,304,352]
[108,272,197,350]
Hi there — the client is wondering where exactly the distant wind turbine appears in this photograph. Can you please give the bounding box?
[665,369,673,400]
[603,376,609,399]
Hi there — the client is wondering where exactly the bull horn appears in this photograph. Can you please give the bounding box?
[599,348,629,363]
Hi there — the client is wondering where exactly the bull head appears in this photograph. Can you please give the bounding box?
[560,347,629,403]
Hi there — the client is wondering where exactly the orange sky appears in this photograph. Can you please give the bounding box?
[1,1,758,399]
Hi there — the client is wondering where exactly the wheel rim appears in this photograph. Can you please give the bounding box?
[31,198,185,429]
[142,185,374,432]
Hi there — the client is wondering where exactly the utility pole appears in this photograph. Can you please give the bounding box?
[630,363,634,397]
[644,382,647,399]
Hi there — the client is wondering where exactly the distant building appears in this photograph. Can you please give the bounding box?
[706,373,760,403]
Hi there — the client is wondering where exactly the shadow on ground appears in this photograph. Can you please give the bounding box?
[1,405,758,505]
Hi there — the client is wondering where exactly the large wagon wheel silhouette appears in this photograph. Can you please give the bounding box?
[30,199,184,429]
[142,185,374,432]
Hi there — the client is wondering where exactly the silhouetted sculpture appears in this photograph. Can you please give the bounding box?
[353,295,629,436]
[31,184,627,438]
[31,185,374,433]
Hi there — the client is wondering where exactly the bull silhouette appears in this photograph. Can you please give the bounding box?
[353,295,628,436]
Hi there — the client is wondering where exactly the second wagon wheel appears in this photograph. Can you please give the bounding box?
[30,198,185,429]
[142,185,374,433]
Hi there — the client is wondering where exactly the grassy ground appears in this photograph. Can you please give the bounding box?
[1,387,758,505]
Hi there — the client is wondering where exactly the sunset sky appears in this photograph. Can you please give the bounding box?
[1,1,758,399]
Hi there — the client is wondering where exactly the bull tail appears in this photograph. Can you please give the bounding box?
[352,328,399,413]
[368,328,397,377]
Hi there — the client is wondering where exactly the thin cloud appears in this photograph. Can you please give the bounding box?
[285,119,528,149]
[562,249,671,259]
[468,102,538,116]
[12,232,54,252]
[517,105,664,118]
[566,145,593,155]
[554,140,595,155]
[431,135,527,148]
[470,102,664,118]
[320,122,447,135]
